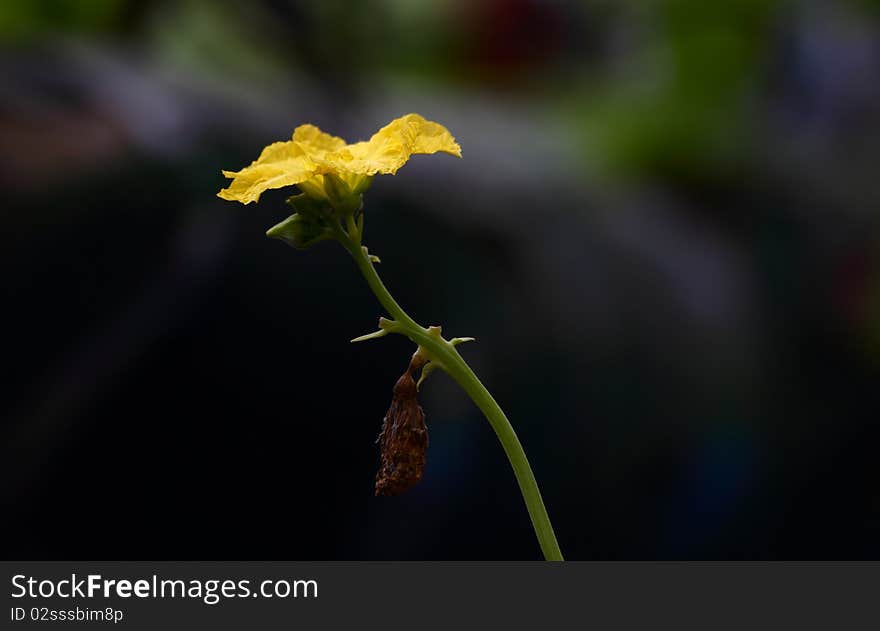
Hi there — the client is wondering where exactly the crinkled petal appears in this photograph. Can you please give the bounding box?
[292,124,347,158]
[322,114,461,176]
[217,141,316,204]
[217,114,461,204]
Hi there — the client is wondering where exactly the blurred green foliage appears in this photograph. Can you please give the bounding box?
[0,0,128,40]
[571,0,782,180]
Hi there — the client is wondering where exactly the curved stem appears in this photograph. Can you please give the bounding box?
[340,236,564,561]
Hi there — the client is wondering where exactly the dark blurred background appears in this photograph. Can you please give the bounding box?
[2,0,879,560]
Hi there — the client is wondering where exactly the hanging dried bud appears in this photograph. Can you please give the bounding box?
[375,359,428,496]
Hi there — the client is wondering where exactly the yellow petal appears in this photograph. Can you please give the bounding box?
[323,114,461,176]
[217,141,316,204]
[217,115,461,205]
[292,124,347,157]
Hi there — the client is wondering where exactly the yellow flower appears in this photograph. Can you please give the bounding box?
[218,113,462,205]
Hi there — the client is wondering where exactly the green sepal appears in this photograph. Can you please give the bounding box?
[349,175,373,196]
[285,193,330,218]
[266,212,334,250]
[323,174,363,216]
[295,178,329,201]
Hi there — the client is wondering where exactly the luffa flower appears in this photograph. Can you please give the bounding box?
[215,111,564,558]
[217,113,461,205]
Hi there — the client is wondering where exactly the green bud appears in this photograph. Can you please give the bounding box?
[266,212,333,250]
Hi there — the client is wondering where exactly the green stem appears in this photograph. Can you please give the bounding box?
[340,232,564,561]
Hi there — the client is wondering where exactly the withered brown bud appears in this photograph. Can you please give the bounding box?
[374,359,428,496]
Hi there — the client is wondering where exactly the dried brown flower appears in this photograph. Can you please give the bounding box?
[374,357,428,496]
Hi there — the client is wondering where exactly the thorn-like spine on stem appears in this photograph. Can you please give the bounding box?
[351,316,399,343]
[450,337,476,346]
